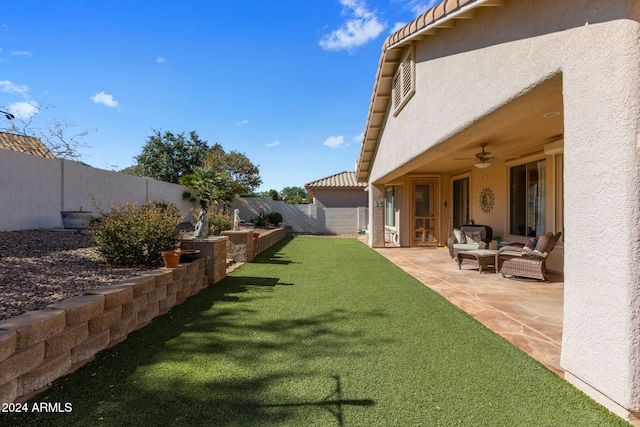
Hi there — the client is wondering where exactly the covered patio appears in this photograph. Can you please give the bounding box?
[369,243,564,376]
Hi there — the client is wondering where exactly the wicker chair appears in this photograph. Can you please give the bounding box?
[446,224,493,258]
[496,232,562,281]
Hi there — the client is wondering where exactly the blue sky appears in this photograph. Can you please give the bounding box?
[1,0,439,192]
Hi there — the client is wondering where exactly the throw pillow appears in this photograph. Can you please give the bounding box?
[453,228,466,244]
[534,232,554,254]
[465,231,483,244]
[523,237,538,253]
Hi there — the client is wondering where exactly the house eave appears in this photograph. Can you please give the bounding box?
[356,0,506,183]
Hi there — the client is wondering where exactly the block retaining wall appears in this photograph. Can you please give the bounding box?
[253,228,286,257]
[0,259,207,404]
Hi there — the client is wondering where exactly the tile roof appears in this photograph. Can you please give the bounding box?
[0,132,55,159]
[357,0,505,182]
[305,171,367,189]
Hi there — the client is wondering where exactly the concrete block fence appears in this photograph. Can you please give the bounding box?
[231,197,368,235]
[0,149,196,231]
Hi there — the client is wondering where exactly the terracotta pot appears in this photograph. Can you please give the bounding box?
[162,250,181,268]
[253,232,260,239]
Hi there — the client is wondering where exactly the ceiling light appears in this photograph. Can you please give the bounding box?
[474,162,491,169]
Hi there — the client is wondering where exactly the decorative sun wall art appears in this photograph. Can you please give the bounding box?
[479,187,495,213]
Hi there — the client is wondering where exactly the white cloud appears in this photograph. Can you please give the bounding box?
[323,135,345,148]
[0,80,29,97]
[320,0,386,51]
[156,56,166,63]
[11,51,32,57]
[236,119,249,127]
[7,100,39,120]
[399,0,441,16]
[352,132,364,143]
[266,140,280,147]
[91,91,119,108]
[391,22,407,34]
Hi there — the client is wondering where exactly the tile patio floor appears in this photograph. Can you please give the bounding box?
[365,241,564,376]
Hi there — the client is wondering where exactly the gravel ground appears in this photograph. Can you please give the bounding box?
[0,230,157,321]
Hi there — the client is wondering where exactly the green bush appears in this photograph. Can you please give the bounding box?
[265,211,283,226]
[92,200,184,266]
[206,209,234,236]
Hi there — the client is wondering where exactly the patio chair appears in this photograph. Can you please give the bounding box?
[496,232,562,281]
[447,224,493,258]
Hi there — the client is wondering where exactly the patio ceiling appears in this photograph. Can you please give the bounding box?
[378,74,564,182]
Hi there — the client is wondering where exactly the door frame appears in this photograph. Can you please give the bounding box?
[410,177,439,246]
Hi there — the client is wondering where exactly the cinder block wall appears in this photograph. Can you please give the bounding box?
[230,198,368,234]
[0,259,208,404]
[0,149,196,231]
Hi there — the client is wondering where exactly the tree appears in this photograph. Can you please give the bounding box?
[179,166,232,203]
[267,189,281,201]
[179,143,261,208]
[130,130,209,184]
[281,186,310,204]
[0,104,92,160]
[203,143,262,196]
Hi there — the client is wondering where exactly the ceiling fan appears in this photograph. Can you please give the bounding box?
[454,143,519,168]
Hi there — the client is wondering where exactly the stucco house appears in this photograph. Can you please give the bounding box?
[305,171,367,208]
[357,0,640,422]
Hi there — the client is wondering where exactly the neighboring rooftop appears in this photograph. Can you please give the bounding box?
[0,131,55,159]
[305,171,367,189]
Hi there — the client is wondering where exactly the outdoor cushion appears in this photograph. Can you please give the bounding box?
[523,237,538,253]
[465,231,483,244]
[534,232,554,254]
[452,243,482,252]
[447,224,493,258]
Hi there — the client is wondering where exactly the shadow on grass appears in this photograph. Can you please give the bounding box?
[259,375,375,427]
[5,239,382,427]
[248,238,299,265]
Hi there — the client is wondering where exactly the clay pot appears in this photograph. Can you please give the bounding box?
[162,250,181,268]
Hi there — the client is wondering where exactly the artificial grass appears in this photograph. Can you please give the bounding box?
[3,237,626,426]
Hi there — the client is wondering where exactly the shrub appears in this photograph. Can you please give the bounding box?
[265,211,283,226]
[92,200,184,266]
[206,208,234,236]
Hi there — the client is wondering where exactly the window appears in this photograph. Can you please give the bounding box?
[385,186,395,227]
[510,160,546,237]
[392,47,415,115]
[452,177,469,228]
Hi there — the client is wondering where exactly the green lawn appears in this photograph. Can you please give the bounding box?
[4,237,626,426]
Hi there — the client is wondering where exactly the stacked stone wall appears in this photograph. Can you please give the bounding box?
[0,259,207,404]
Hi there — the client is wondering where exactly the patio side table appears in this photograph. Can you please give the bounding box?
[456,249,498,273]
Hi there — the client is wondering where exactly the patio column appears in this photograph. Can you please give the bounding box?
[368,184,385,247]
[560,16,640,420]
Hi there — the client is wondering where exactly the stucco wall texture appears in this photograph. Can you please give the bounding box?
[313,189,368,208]
[365,0,640,417]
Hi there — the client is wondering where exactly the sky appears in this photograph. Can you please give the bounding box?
[0,0,440,192]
